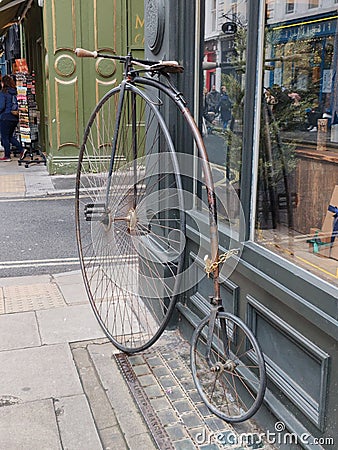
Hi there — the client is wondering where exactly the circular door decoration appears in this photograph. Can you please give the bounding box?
[55,55,76,77]
[96,58,116,78]
[145,0,165,54]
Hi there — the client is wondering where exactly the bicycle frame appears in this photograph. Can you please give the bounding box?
[75,49,221,300]
[100,53,221,302]
[130,74,222,303]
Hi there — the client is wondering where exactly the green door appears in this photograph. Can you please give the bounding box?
[42,0,144,174]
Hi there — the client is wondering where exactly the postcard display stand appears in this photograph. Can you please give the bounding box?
[16,72,46,168]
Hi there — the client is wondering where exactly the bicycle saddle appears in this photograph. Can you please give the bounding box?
[149,61,184,74]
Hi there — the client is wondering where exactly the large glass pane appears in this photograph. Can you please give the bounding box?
[255,2,338,288]
[201,0,248,228]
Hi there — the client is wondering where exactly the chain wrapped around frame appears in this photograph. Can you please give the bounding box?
[204,248,240,277]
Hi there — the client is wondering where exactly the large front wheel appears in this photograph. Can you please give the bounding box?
[75,83,185,353]
[190,312,266,422]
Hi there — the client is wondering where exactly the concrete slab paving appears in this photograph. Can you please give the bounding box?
[0,399,61,450]
[0,265,278,450]
[0,343,82,402]
[52,270,83,285]
[0,159,55,197]
[0,274,51,287]
[55,279,88,305]
[0,311,41,351]
[0,288,4,314]
[36,303,105,344]
[71,342,130,450]
[88,342,157,450]
[24,164,55,196]
[71,345,118,431]
[55,394,103,450]
[99,426,128,450]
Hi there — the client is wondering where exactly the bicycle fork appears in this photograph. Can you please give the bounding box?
[85,79,140,234]
[205,300,237,374]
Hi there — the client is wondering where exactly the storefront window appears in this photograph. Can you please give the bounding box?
[255,2,338,288]
[202,0,248,227]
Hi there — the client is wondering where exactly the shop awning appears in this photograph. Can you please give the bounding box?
[0,0,28,35]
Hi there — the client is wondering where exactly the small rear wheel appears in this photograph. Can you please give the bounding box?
[190,311,266,422]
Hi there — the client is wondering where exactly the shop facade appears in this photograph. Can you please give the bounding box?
[1,0,337,445]
[144,0,338,446]
[0,0,144,173]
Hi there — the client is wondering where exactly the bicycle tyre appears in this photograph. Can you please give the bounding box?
[190,311,266,422]
[75,83,185,353]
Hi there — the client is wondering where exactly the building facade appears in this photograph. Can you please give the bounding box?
[145,0,338,447]
[0,0,144,173]
[1,0,337,445]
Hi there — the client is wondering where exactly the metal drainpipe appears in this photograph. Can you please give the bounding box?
[19,22,24,59]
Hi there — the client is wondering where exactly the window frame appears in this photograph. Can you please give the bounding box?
[308,0,319,9]
[194,0,338,299]
[285,0,295,14]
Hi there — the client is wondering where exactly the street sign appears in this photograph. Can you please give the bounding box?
[222,22,237,35]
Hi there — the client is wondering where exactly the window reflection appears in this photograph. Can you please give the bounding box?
[202,0,247,227]
[308,0,320,9]
[201,2,338,287]
[255,2,338,287]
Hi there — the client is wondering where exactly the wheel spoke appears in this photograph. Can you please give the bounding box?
[191,312,266,422]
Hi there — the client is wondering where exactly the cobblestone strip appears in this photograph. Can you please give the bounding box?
[144,349,230,449]
[126,336,234,450]
[70,334,275,450]
[124,332,272,450]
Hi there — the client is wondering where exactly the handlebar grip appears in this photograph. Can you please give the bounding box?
[74,48,98,58]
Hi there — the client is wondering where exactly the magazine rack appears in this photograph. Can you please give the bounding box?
[15,71,46,168]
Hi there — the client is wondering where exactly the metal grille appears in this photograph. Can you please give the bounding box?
[115,352,175,450]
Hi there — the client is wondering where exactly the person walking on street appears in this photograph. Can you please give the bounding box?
[206,85,221,114]
[0,74,23,161]
[218,85,232,130]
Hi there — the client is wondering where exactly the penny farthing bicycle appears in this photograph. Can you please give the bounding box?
[74,48,266,423]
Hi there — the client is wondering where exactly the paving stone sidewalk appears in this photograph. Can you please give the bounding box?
[0,163,277,449]
[0,155,76,198]
[0,270,276,450]
[0,271,149,450]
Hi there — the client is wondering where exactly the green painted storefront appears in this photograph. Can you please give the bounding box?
[22,0,144,174]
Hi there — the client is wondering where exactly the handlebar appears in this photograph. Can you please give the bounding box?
[74,47,156,65]
[74,48,184,73]
[74,48,98,58]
